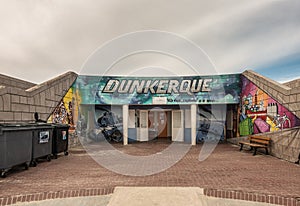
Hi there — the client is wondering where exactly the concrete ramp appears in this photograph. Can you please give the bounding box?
[108,187,274,206]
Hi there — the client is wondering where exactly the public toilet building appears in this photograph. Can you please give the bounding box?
[75,74,241,145]
[0,70,300,162]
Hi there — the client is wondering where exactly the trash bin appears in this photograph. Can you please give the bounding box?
[52,124,69,159]
[0,123,34,177]
[30,123,54,166]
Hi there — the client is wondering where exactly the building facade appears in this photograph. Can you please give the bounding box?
[1,70,300,161]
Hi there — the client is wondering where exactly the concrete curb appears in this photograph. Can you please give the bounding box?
[1,187,299,206]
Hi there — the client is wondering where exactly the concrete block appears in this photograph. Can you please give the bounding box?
[289,94,297,103]
[20,96,27,104]
[45,106,54,113]
[273,144,283,155]
[11,103,30,112]
[282,95,290,104]
[63,80,68,90]
[270,134,279,142]
[2,94,11,111]
[30,105,35,112]
[281,154,293,162]
[271,90,278,99]
[0,112,14,120]
[11,81,17,87]
[55,94,63,102]
[45,100,53,108]
[278,137,289,146]
[290,103,300,111]
[45,89,51,99]
[275,94,284,103]
[276,86,289,95]
[0,96,3,110]
[291,129,300,139]
[290,88,300,94]
[67,78,71,87]
[36,106,47,113]
[11,95,20,103]
[27,97,34,105]
[59,82,63,93]
[14,88,26,96]
[14,112,22,120]
[55,85,59,94]
[282,146,293,157]
[40,113,49,121]
[294,148,300,160]
[34,94,40,105]
[21,112,33,121]
[289,137,299,148]
[50,87,55,99]
[40,92,46,105]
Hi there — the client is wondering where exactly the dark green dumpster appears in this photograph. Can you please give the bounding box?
[30,123,54,166]
[0,123,34,177]
[52,124,69,159]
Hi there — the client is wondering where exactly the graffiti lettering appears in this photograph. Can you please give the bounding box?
[103,79,212,95]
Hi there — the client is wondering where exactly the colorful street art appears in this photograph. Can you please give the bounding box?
[75,74,241,105]
[239,76,300,135]
[48,87,79,130]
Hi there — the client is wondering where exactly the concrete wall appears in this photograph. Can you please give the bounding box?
[237,71,300,163]
[228,127,300,163]
[0,72,78,123]
[0,74,36,90]
[242,70,300,119]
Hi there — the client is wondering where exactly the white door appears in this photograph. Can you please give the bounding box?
[138,110,148,141]
[172,110,184,142]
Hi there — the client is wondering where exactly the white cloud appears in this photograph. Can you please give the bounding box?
[0,0,299,83]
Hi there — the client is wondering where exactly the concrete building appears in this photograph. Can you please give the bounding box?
[0,72,77,123]
[0,70,299,162]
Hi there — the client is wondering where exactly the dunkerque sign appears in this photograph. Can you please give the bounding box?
[75,74,241,105]
[102,79,213,95]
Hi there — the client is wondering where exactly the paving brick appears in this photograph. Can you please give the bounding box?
[0,143,299,205]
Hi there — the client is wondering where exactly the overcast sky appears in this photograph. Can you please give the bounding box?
[1,0,300,84]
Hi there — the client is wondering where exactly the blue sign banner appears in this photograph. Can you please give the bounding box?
[75,74,241,105]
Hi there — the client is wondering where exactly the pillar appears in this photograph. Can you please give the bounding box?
[191,104,197,145]
[122,104,129,145]
[87,107,95,131]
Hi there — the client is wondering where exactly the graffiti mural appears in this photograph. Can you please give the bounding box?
[75,74,241,105]
[48,87,78,130]
[239,76,300,135]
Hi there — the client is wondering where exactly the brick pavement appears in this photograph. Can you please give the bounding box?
[0,141,299,205]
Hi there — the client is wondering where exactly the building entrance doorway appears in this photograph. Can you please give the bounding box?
[148,110,170,139]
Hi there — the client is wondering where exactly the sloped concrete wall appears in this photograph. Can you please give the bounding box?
[269,127,300,162]
[228,127,300,163]
[0,72,78,123]
[242,70,300,119]
[0,74,36,90]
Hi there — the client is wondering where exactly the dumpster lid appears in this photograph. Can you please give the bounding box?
[0,123,37,132]
[0,123,34,127]
[51,123,70,128]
